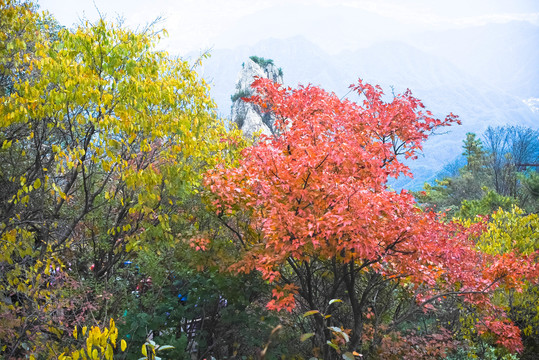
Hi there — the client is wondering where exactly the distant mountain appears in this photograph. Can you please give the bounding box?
[336,40,538,188]
[209,4,427,55]
[188,29,538,190]
[406,21,539,100]
[192,36,346,119]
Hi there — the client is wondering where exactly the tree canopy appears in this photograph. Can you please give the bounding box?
[204,78,537,358]
[1,1,538,359]
[1,1,245,357]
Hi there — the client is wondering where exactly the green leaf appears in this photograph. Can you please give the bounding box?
[300,333,315,342]
[156,345,174,351]
[342,352,355,360]
[326,341,339,351]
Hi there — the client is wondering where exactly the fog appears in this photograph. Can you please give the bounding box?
[38,0,539,54]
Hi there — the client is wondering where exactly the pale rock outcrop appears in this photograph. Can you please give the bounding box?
[230,57,283,137]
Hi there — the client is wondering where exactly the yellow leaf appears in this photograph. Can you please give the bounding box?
[303,310,320,317]
[106,344,113,360]
[141,344,147,357]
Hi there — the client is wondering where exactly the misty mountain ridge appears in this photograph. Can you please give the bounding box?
[405,20,539,99]
[189,20,538,189]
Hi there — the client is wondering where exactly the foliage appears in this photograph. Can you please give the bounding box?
[58,320,175,360]
[249,55,274,67]
[117,244,282,359]
[456,188,517,220]
[376,327,460,359]
[477,206,538,256]
[0,3,244,357]
[476,207,539,359]
[417,126,539,358]
[205,78,534,358]
[519,171,539,213]
[0,0,59,96]
[2,3,537,359]
[0,1,73,357]
[416,126,539,216]
[462,132,487,173]
[445,343,519,360]
[230,88,252,103]
[482,125,539,198]
[59,319,125,360]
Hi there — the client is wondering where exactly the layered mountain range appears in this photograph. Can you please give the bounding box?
[191,20,539,189]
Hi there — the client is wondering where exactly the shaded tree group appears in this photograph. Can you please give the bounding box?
[418,126,539,217]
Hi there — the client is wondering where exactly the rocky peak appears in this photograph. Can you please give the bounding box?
[230,56,283,138]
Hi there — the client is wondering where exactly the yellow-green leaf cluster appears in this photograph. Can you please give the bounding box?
[60,319,125,360]
[477,205,538,256]
[476,206,539,355]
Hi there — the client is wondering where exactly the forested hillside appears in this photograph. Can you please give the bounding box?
[1,2,538,360]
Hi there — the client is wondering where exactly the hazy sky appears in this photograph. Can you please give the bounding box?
[38,0,539,55]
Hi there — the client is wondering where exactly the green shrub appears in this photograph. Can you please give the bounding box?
[249,55,274,67]
[231,89,252,102]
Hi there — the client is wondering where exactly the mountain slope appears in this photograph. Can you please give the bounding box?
[406,21,539,99]
[190,35,538,189]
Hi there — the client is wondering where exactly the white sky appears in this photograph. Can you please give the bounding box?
[38,0,539,55]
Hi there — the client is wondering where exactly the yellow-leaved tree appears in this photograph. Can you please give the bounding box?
[0,1,244,357]
[477,206,539,358]
[456,206,538,358]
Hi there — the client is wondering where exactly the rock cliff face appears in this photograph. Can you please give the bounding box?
[230,57,283,137]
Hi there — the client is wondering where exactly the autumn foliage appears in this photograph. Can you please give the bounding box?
[0,1,243,358]
[206,78,538,356]
[1,1,538,358]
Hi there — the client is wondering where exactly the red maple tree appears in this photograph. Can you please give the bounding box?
[205,78,537,357]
